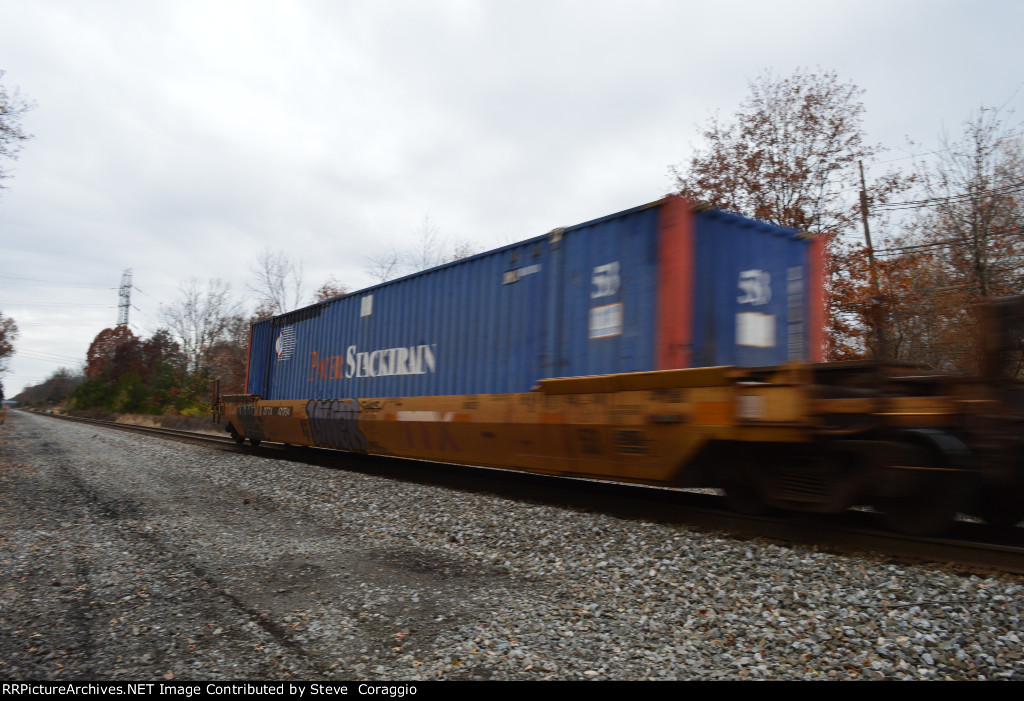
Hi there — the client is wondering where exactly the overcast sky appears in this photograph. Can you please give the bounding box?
[1,0,1022,397]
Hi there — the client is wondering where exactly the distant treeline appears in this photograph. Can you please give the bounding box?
[15,324,247,415]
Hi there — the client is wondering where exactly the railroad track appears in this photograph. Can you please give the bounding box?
[45,412,239,446]
[36,410,1024,576]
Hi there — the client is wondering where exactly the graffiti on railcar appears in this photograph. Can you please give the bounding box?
[237,404,265,442]
[306,399,368,453]
[360,400,385,414]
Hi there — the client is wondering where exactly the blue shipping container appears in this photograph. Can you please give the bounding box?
[246,197,824,399]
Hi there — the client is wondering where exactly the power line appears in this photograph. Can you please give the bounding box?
[19,348,82,360]
[873,181,1024,212]
[15,353,84,365]
[874,239,962,255]
[17,348,83,363]
[15,323,105,327]
[865,133,1021,169]
[0,274,114,289]
[868,146,958,167]
[873,229,1024,256]
[0,300,113,308]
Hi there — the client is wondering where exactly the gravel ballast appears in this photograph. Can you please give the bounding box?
[1,410,1022,681]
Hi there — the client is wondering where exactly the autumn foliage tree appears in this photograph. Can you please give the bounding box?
[74,326,188,413]
[827,236,928,360]
[77,326,143,412]
[672,69,881,235]
[85,326,140,379]
[867,108,1024,373]
[138,329,186,408]
[312,276,350,302]
[670,68,910,359]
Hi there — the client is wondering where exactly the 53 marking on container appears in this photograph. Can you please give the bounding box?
[737,269,772,306]
[591,262,620,299]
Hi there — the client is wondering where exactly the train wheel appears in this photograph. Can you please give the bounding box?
[249,438,262,447]
[978,473,1024,527]
[229,427,245,445]
[876,446,960,536]
[878,483,958,536]
[977,454,1024,527]
[875,430,972,536]
[724,482,769,515]
[721,461,769,515]
[979,495,1024,528]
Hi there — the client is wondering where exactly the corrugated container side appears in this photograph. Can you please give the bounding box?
[558,203,661,377]
[245,197,825,400]
[690,208,813,367]
[257,234,557,400]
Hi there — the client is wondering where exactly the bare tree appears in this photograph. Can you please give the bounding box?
[909,107,1024,299]
[0,70,33,190]
[406,215,447,272]
[363,245,404,284]
[364,215,478,283]
[0,311,18,375]
[160,279,241,375]
[248,248,305,315]
[867,107,1024,374]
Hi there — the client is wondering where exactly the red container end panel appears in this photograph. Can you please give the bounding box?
[656,195,696,369]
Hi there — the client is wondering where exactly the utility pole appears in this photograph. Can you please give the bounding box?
[859,162,879,295]
[859,161,888,360]
[117,268,132,327]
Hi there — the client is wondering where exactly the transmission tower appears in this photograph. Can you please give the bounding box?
[117,268,133,327]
